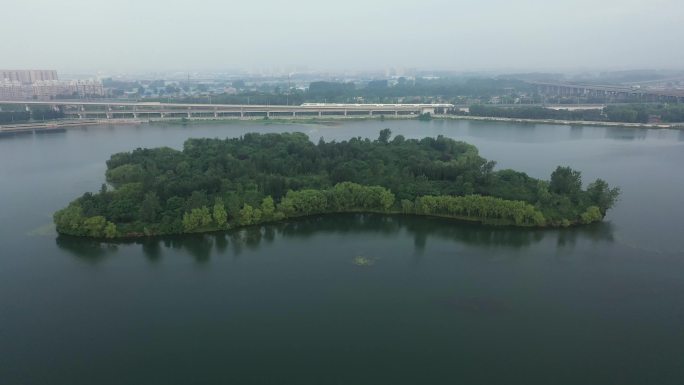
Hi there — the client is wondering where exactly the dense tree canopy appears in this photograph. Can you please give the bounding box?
[151,78,535,105]
[604,104,684,123]
[54,131,619,238]
[466,105,605,121]
[0,108,64,124]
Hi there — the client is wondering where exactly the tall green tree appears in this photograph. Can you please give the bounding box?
[586,179,620,214]
[139,192,161,222]
[260,196,276,221]
[378,128,392,144]
[213,198,228,227]
[550,166,582,197]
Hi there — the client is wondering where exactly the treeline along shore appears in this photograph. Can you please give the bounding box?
[54,131,619,238]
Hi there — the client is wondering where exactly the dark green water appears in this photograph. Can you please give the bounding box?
[1,120,683,385]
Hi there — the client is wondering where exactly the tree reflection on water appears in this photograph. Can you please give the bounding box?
[56,213,615,264]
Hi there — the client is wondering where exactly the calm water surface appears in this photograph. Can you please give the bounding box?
[1,120,683,384]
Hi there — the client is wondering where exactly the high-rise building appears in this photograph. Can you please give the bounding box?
[0,70,59,84]
[0,70,104,100]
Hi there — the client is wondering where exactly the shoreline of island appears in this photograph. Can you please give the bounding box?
[56,209,598,241]
[54,192,603,240]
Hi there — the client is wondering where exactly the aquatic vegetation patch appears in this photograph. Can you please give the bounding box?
[352,256,376,266]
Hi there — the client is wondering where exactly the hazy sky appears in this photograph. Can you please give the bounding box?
[2,0,683,73]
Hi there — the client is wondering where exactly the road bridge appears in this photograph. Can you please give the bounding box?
[529,81,684,102]
[0,101,453,119]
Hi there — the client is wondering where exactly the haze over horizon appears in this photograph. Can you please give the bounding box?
[2,0,683,73]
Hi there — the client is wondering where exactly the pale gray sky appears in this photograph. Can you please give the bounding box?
[1,0,682,72]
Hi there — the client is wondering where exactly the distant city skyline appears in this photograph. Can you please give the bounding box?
[2,0,683,73]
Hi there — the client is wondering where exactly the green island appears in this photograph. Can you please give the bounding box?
[54,130,619,238]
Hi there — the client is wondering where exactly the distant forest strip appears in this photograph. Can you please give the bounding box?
[54,131,619,238]
[146,78,536,105]
[465,104,684,123]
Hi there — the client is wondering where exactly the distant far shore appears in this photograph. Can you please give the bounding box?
[441,115,684,129]
[2,114,683,135]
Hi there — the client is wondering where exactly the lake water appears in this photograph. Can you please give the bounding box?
[1,119,683,385]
